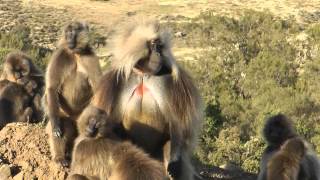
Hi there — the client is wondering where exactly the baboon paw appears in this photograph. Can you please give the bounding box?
[53,127,63,138]
[167,157,182,178]
[85,118,100,137]
[55,158,70,168]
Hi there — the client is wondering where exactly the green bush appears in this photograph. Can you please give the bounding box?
[168,10,320,172]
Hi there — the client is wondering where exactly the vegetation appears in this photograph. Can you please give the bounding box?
[0,25,52,70]
[166,10,320,172]
[1,10,320,173]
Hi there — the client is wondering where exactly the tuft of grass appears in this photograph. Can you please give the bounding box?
[0,25,52,71]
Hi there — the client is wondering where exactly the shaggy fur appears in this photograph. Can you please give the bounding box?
[68,106,165,180]
[267,137,306,180]
[44,21,102,167]
[93,18,203,180]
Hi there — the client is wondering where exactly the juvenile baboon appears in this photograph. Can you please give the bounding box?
[1,51,43,84]
[1,51,45,121]
[267,137,306,180]
[92,18,203,180]
[0,80,33,129]
[16,76,38,96]
[44,21,102,167]
[68,106,165,180]
[258,114,320,180]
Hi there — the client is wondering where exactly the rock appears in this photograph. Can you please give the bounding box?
[0,164,12,179]
[175,31,187,38]
[13,172,24,180]
[126,11,136,16]
[220,162,243,172]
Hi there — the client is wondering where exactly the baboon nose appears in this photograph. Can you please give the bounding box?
[134,51,162,76]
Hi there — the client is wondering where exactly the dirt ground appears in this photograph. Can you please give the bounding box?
[0,123,256,180]
[0,123,67,180]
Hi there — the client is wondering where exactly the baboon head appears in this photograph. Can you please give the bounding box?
[110,18,179,80]
[4,52,31,81]
[77,106,115,138]
[263,113,297,147]
[281,137,306,158]
[95,18,200,127]
[62,21,90,52]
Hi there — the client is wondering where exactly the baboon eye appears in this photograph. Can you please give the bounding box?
[150,39,163,53]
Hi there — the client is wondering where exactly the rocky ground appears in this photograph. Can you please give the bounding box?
[0,0,71,50]
[0,123,67,180]
[0,123,256,180]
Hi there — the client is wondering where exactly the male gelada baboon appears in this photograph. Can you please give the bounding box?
[258,114,320,180]
[44,21,102,167]
[92,18,203,180]
[267,137,306,180]
[0,80,33,129]
[68,106,165,180]
[1,51,45,121]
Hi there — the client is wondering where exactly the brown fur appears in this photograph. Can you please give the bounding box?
[258,114,320,180]
[267,137,306,180]
[68,106,165,180]
[0,51,44,121]
[68,174,99,180]
[1,51,43,83]
[44,21,102,167]
[92,18,202,180]
[0,79,10,92]
[0,80,33,129]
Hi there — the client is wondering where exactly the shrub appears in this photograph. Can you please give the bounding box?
[169,10,319,172]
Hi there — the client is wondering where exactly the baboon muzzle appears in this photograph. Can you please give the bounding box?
[134,39,172,76]
[66,33,77,49]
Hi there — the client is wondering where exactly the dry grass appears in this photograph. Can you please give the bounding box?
[25,0,320,25]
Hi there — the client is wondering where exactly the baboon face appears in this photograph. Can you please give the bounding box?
[78,106,111,137]
[6,58,30,80]
[64,21,89,50]
[109,20,183,115]
[111,20,178,80]
[133,38,172,76]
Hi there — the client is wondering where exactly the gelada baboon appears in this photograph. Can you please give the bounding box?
[1,51,45,121]
[1,51,43,85]
[44,21,102,167]
[258,114,320,180]
[267,137,306,180]
[0,80,33,129]
[92,18,203,180]
[68,106,165,180]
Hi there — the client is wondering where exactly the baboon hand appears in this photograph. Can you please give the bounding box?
[16,77,28,85]
[24,107,33,123]
[167,155,182,178]
[86,118,101,137]
[52,120,63,138]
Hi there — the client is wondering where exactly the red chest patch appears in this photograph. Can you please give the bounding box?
[135,84,149,96]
